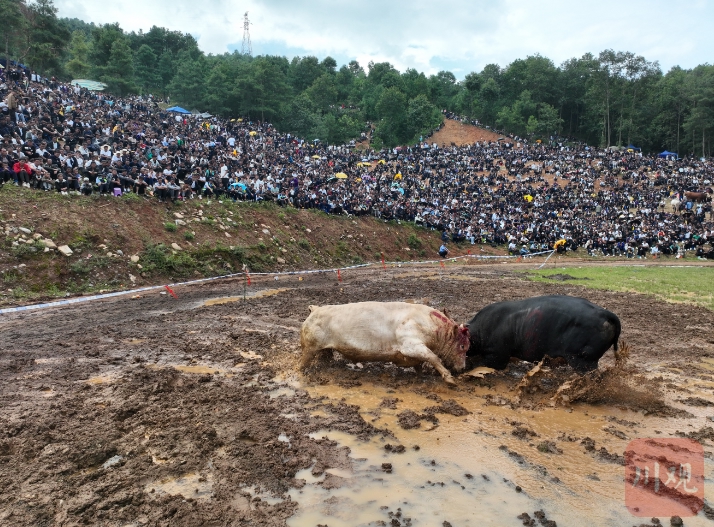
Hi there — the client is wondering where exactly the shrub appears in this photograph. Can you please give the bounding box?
[69,257,111,275]
[11,241,44,259]
[141,244,198,276]
[164,222,177,232]
[12,287,28,299]
[122,192,142,202]
[184,231,195,241]
[407,233,422,249]
[1,269,19,284]
[298,238,310,250]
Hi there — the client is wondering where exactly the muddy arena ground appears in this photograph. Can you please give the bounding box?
[2,260,714,527]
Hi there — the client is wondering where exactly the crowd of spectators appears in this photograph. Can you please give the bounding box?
[1,67,713,259]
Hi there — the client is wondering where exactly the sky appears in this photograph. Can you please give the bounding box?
[53,0,713,77]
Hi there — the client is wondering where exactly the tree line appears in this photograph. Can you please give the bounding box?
[1,0,712,155]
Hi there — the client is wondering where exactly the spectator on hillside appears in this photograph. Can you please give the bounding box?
[13,158,32,186]
[0,74,710,260]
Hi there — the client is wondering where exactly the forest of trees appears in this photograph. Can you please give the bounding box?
[1,0,713,155]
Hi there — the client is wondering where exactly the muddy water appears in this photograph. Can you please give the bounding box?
[285,377,714,526]
[201,288,290,307]
[289,429,536,527]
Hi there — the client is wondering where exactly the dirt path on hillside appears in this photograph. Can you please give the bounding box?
[429,119,504,146]
[2,265,714,525]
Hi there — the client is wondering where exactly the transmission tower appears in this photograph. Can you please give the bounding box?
[241,12,252,55]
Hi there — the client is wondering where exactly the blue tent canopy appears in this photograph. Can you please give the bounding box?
[658,150,678,158]
[166,106,191,114]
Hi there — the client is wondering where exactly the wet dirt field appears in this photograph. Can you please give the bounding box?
[2,261,714,526]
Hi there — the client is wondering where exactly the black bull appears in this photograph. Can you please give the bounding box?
[466,295,621,372]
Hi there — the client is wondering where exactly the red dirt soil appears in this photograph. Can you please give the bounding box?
[429,119,506,147]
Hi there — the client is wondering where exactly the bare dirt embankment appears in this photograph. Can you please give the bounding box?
[429,118,504,146]
[0,185,495,308]
[2,262,714,525]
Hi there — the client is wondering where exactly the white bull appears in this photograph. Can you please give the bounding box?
[299,301,469,385]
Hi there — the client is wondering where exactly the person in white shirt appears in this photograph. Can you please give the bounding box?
[35,143,48,157]
[76,144,90,158]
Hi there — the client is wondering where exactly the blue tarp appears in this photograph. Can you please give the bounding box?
[166,106,191,114]
[658,150,678,158]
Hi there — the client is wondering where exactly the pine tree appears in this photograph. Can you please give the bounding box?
[65,30,90,78]
[102,38,136,95]
[134,44,160,94]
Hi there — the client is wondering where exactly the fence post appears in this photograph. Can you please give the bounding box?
[242,264,248,302]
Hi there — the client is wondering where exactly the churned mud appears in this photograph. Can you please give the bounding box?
[1,262,714,526]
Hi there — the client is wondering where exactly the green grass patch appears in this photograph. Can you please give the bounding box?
[139,242,255,277]
[10,241,45,259]
[164,222,177,232]
[527,266,714,311]
[69,256,111,275]
[407,233,422,249]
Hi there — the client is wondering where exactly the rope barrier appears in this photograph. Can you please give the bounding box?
[0,250,554,315]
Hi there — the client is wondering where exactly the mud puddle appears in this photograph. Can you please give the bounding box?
[201,288,290,307]
[288,429,536,527]
[285,377,714,526]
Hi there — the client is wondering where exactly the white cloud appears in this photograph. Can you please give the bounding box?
[53,0,713,75]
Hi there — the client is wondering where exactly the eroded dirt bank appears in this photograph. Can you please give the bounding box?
[1,263,714,526]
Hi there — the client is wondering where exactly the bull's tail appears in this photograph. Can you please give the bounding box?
[609,313,621,353]
[298,323,313,369]
[605,312,623,366]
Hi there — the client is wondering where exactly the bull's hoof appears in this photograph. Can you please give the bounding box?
[444,376,457,386]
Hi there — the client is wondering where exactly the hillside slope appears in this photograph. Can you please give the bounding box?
[429,119,504,146]
[0,187,495,307]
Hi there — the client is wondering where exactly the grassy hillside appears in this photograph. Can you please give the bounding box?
[0,186,479,307]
